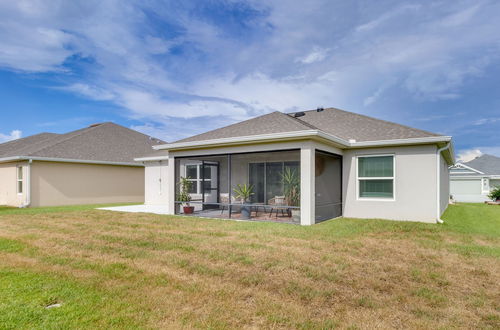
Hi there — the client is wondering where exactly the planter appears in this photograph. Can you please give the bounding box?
[291,209,300,222]
[240,206,251,219]
[183,206,195,214]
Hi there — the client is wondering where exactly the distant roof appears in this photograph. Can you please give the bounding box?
[176,107,442,144]
[463,154,500,175]
[0,122,165,165]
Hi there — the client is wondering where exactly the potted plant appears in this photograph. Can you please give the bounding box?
[233,184,254,219]
[282,167,300,221]
[178,176,194,214]
[488,186,500,202]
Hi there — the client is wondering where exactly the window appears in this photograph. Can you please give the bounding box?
[357,155,394,199]
[17,166,23,194]
[185,164,212,194]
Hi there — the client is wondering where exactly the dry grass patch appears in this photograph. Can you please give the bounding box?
[0,204,499,329]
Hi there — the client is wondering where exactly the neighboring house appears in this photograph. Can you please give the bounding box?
[0,123,163,207]
[450,154,500,202]
[137,108,454,225]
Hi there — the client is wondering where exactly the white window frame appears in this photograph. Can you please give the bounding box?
[184,163,212,195]
[17,166,23,195]
[356,154,396,201]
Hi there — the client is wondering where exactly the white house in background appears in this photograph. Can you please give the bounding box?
[450,154,500,202]
[136,108,455,225]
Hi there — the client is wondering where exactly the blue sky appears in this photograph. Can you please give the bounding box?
[0,0,499,161]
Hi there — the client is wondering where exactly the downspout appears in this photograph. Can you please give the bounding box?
[22,159,32,208]
[436,143,450,224]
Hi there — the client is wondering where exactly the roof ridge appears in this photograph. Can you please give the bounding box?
[326,107,442,137]
[100,122,166,143]
[0,132,57,147]
[288,107,441,137]
[26,123,107,157]
[278,111,320,131]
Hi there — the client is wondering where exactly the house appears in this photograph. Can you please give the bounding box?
[136,108,454,225]
[0,123,163,207]
[449,154,500,202]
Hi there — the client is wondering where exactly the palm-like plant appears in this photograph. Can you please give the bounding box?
[281,167,300,206]
[233,184,254,203]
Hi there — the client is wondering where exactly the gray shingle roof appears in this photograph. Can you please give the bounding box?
[463,154,500,175]
[0,123,165,164]
[175,107,442,144]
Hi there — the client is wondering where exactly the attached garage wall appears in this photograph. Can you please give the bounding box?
[0,162,27,207]
[450,178,485,202]
[30,161,144,207]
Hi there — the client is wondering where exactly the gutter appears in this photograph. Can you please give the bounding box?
[0,156,143,167]
[436,143,451,224]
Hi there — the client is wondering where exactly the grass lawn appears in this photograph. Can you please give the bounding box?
[0,203,498,329]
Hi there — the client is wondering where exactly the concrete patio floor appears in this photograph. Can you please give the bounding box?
[97,204,169,215]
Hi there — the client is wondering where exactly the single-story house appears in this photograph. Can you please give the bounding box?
[0,122,163,207]
[450,154,500,202]
[136,108,454,225]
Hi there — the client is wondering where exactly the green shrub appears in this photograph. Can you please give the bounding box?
[488,186,500,201]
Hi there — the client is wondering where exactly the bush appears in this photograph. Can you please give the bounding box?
[488,186,500,201]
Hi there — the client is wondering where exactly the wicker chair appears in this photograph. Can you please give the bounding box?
[220,193,237,214]
[267,195,290,217]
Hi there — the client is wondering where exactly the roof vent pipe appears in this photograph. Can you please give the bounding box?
[294,112,305,118]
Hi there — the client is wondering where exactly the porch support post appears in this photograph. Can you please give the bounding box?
[300,143,315,225]
[166,155,176,215]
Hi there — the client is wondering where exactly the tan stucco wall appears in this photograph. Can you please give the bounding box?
[0,162,27,207]
[30,161,144,207]
[342,144,438,223]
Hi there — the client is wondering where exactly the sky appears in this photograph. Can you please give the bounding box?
[0,0,499,162]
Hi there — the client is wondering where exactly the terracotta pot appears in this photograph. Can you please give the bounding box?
[183,206,195,214]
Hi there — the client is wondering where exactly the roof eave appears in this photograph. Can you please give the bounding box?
[152,132,453,156]
[0,156,143,167]
[154,130,350,151]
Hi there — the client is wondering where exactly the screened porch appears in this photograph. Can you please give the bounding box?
[174,149,342,224]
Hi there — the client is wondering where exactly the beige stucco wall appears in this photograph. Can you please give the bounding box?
[342,144,438,223]
[30,161,144,207]
[0,162,27,207]
[439,153,450,216]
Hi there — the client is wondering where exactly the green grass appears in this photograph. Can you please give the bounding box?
[0,202,498,328]
[441,203,500,237]
[0,268,143,329]
[0,203,135,215]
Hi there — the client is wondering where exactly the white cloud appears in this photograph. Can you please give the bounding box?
[0,130,22,143]
[295,46,329,64]
[0,0,499,142]
[457,149,482,162]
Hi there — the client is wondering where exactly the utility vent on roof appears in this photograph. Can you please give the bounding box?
[294,112,305,118]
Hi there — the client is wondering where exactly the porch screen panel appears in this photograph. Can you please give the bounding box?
[266,162,283,202]
[315,151,342,222]
[249,163,265,203]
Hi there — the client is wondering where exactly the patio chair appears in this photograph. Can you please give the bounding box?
[267,195,290,217]
[220,194,237,215]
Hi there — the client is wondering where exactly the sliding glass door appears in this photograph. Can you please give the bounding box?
[249,161,300,204]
